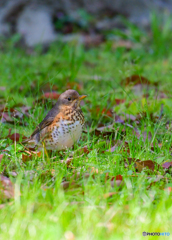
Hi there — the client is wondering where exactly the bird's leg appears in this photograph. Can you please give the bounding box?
[42,141,50,161]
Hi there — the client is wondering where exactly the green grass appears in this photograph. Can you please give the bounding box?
[0,17,172,239]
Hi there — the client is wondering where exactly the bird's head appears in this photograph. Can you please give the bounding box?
[58,89,87,109]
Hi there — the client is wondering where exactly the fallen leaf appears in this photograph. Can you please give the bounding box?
[22,151,41,162]
[84,61,97,68]
[104,192,117,198]
[125,158,158,172]
[0,154,4,162]
[123,113,137,121]
[0,107,28,126]
[66,82,83,91]
[77,146,90,155]
[135,160,155,172]
[142,131,152,142]
[113,40,134,50]
[9,133,20,142]
[5,130,27,142]
[40,83,58,92]
[113,99,125,105]
[106,145,118,153]
[82,34,104,48]
[147,175,164,189]
[111,175,123,187]
[0,175,14,201]
[114,114,125,123]
[162,162,172,169]
[60,158,73,166]
[94,129,114,137]
[41,92,60,100]
[122,75,158,86]
[89,106,113,119]
[61,180,79,190]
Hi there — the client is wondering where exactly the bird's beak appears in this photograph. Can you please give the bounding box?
[79,95,87,100]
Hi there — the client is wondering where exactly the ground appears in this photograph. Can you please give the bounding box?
[0,16,172,240]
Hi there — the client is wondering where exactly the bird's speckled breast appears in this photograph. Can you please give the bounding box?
[45,108,84,150]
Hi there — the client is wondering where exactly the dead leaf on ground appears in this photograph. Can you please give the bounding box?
[76,146,90,155]
[89,106,113,120]
[125,158,158,172]
[61,180,80,190]
[122,75,158,87]
[0,154,4,162]
[133,128,154,143]
[66,82,83,91]
[113,99,125,105]
[162,162,172,169]
[104,192,117,198]
[94,129,115,137]
[92,124,115,137]
[111,175,123,187]
[136,112,159,123]
[147,175,164,189]
[0,107,28,126]
[22,151,41,162]
[41,92,60,100]
[106,145,118,153]
[0,175,14,201]
[60,158,73,166]
[70,171,92,181]
[114,114,125,123]
[84,61,97,68]
[40,83,58,92]
[33,92,60,105]
[82,34,104,48]
[113,40,134,50]
[5,129,27,142]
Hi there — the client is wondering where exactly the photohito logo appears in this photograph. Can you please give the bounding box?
[142,232,170,237]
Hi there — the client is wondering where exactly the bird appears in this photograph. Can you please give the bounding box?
[22,89,87,150]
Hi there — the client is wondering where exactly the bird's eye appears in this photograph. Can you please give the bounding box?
[68,98,71,101]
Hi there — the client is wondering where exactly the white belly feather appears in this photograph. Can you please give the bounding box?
[48,119,83,150]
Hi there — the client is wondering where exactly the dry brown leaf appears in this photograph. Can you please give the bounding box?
[104,192,117,198]
[60,158,73,166]
[41,92,60,100]
[111,175,123,188]
[61,180,79,190]
[66,82,83,91]
[125,158,158,172]
[22,151,41,162]
[0,175,14,201]
[135,160,155,172]
[0,154,4,162]
[122,75,158,86]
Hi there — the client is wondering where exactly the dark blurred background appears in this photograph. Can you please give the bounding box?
[0,0,172,47]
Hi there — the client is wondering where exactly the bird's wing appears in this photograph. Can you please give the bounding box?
[30,103,63,137]
[21,114,56,145]
[30,115,55,137]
